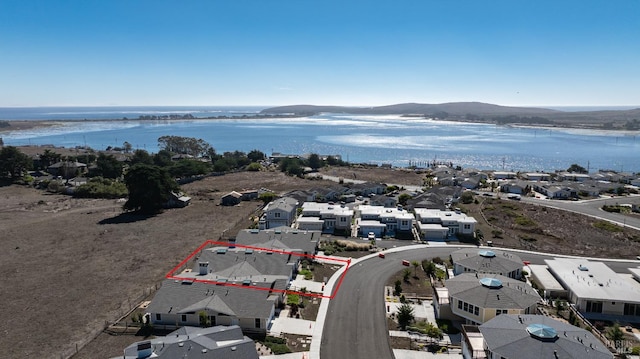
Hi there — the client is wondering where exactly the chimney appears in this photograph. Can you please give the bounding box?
[198,262,209,276]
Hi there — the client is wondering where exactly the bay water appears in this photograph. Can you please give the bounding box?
[0,107,638,173]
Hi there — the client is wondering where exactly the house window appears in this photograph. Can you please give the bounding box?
[255,318,261,328]
[275,212,281,218]
[474,307,479,316]
[210,316,216,326]
[585,301,603,313]
[340,217,347,222]
[464,224,471,230]
[182,314,187,322]
[155,313,161,321]
[458,300,463,309]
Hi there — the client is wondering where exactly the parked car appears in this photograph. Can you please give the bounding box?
[378,252,385,259]
[367,232,376,240]
[402,260,410,266]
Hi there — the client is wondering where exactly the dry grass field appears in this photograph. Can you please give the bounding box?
[0,171,320,359]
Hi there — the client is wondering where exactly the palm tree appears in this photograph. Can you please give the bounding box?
[411,261,420,278]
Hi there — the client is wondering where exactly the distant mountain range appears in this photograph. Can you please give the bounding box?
[260,102,640,129]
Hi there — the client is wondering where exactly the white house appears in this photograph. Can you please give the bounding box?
[414,208,477,239]
[354,205,414,238]
[545,258,640,320]
[297,202,353,234]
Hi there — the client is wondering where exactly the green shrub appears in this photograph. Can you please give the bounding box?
[515,216,536,226]
[593,220,623,232]
[74,177,128,199]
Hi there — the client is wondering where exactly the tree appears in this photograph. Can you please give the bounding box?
[422,260,436,279]
[123,164,178,214]
[92,153,124,179]
[397,303,415,330]
[0,146,32,180]
[398,193,411,206]
[258,192,277,204]
[460,191,474,204]
[608,322,625,344]
[567,163,588,174]
[157,135,212,157]
[307,153,322,169]
[403,268,411,282]
[39,149,62,169]
[123,141,133,154]
[247,149,265,162]
[394,279,403,296]
[153,149,173,167]
[411,260,420,277]
[169,159,211,177]
[130,149,153,165]
[423,322,443,342]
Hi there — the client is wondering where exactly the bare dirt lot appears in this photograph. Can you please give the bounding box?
[0,171,325,359]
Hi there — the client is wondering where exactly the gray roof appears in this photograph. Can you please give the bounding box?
[181,247,296,283]
[115,325,259,359]
[451,248,524,275]
[234,228,320,255]
[266,197,298,212]
[446,273,540,310]
[147,279,286,319]
[479,314,612,359]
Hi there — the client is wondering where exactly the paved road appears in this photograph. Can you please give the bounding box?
[320,246,466,359]
[319,245,640,359]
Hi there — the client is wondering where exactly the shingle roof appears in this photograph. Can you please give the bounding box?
[479,314,612,359]
[446,273,540,310]
[116,325,259,359]
[234,228,319,254]
[451,248,523,275]
[147,279,285,319]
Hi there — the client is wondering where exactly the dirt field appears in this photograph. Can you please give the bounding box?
[3,165,640,359]
[460,197,640,259]
[0,170,325,359]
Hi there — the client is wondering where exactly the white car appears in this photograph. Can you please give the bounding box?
[367,232,376,240]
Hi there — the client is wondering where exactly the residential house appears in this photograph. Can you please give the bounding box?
[147,279,286,334]
[435,273,540,325]
[370,193,398,208]
[451,248,524,279]
[522,172,551,181]
[462,314,612,359]
[233,227,320,256]
[354,205,414,238]
[258,197,299,230]
[500,180,530,195]
[492,171,517,180]
[111,325,259,359]
[345,182,386,197]
[545,258,640,321]
[47,161,88,179]
[414,208,477,240]
[557,172,591,182]
[172,246,298,286]
[297,202,353,234]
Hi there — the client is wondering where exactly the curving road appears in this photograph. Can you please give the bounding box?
[320,246,465,359]
[319,245,640,359]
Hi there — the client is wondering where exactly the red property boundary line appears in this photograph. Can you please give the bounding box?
[165,240,351,299]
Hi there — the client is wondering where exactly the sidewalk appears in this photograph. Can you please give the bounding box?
[269,308,315,336]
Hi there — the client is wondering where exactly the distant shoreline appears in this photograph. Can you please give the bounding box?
[2,114,639,136]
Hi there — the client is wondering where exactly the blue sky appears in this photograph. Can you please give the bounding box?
[0,0,638,107]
